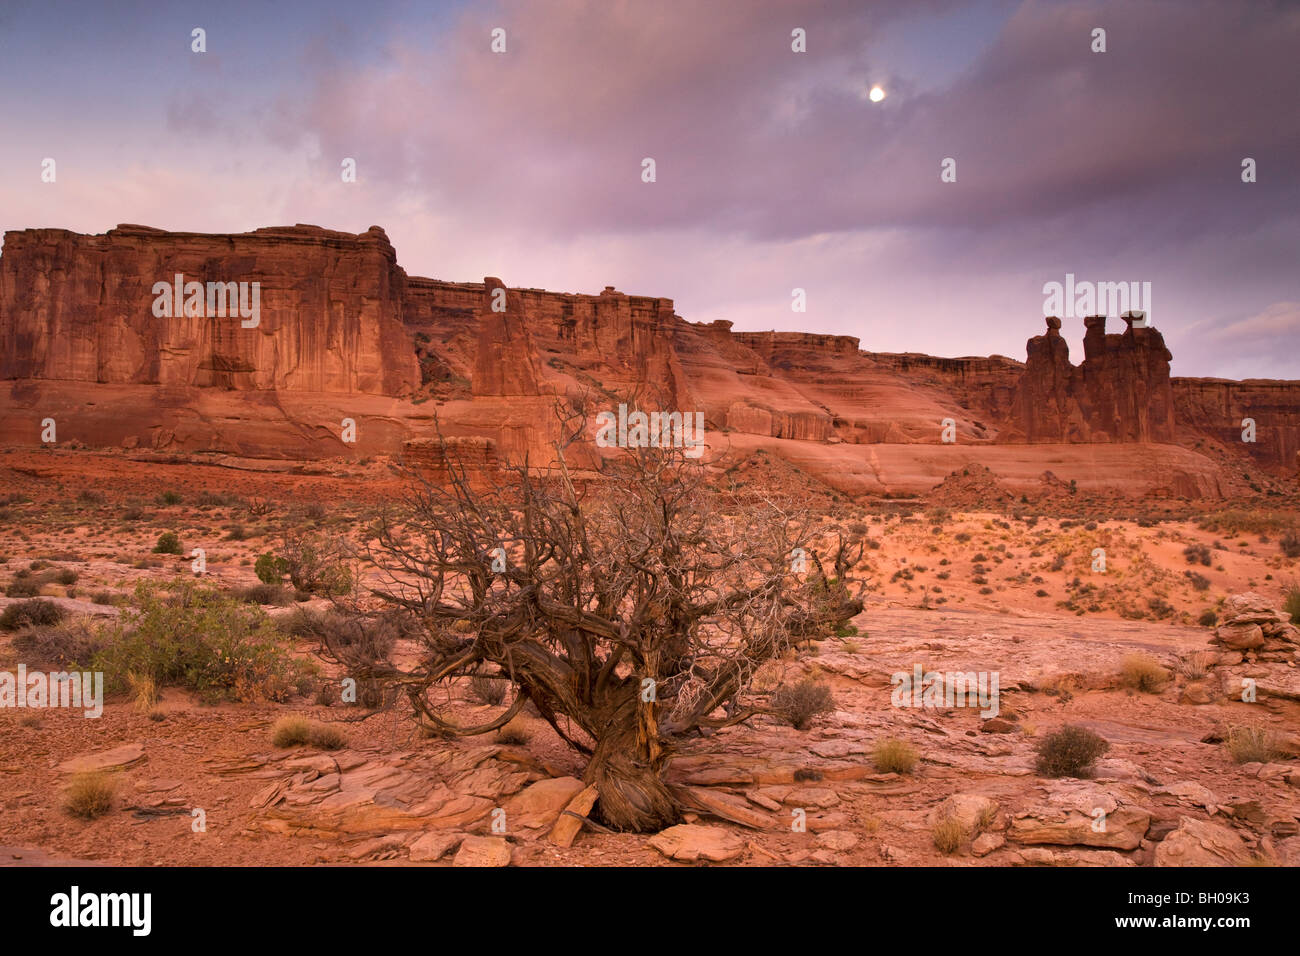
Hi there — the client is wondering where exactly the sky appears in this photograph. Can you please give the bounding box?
[1,0,1297,379]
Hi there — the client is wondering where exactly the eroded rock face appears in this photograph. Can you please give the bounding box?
[2,223,1297,493]
[472,278,543,397]
[1013,315,1176,445]
[1153,817,1252,867]
[1007,781,1151,850]
[0,224,419,396]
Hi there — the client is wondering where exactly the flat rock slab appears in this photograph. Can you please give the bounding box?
[453,836,512,867]
[1008,781,1150,850]
[647,824,745,863]
[410,831,465,862]
[57,743,145,774]
[252,744,539,836]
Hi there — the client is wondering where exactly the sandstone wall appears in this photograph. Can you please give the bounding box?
[0,224,419,395]
[1173,378,1300,474]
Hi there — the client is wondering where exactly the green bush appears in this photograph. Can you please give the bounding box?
[92,581,313,702]
[153,532,183,555]
[254,552,287,585]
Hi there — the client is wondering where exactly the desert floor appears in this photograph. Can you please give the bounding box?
[1,447,1297,866]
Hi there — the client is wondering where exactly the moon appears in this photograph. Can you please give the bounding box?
[869,86,886,103]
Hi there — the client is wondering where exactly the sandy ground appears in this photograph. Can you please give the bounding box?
[1,447,1297,866]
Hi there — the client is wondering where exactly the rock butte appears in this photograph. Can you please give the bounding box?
[2,223,1297,497]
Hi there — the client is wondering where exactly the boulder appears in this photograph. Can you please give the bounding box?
[452,835,513,867]
[1008,781,1150,850]
[1154,818,1252,867]
[647,824,745,863]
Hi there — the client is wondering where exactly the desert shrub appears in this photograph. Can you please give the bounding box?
[1,598,65,631]
[64,772,117,819]
[54,569,79,586]
[153,532,182,555]
[269,715,345,750]
[196,490,242,507]
[1280,533,1300,559]
[770,678,835,730]
[1183,570,1210,591]
[1035,724,1109,778]
[1183,543,1212,566]
[1119,653,1170,693]
[271,715,312,747]
[156,490,182,506]
[1198,608,1218,627]
[93,581,311,702]
[932,817,965,855]
[277,532,352,596]
[127,671,159,713]
[873,739,918,774]
[12,618,102,666]
[235,583,290,606]
[1176,651,1215,681]
[470,672,507,705]
[225,524,248,541]
[308,722,347,750]
[254,552,287,585]
[1284,585,1300,625]
[1225,723,1280,764]
[5,576,42,597]
[1146,597,1175,620]
[285,607,397,663]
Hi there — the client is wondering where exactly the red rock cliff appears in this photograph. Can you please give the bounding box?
[0,223,419,395]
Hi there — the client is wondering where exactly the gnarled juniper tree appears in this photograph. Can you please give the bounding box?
[320,405,862,832]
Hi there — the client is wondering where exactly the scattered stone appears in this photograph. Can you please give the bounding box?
[547,784,599,849]
[971,832,1005,857]
[980,718,1017,734]
[410,831,465,862]
[57,743,145,774]
[815,830,860,852]
[927,793,999,835]
[647,824,745,863]
[452,835,512,867]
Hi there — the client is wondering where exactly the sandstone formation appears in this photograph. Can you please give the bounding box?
[3,223,1298,497]
[0,224,418,395]
[1012,313,1175,443]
